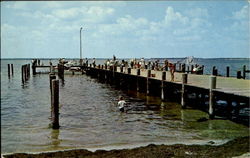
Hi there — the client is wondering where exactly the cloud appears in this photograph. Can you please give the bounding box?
[5,1,28,10]
[185,8,209,18]
[164,7,189,26]
[52,7,80,19]
[232,5,248,20]
[226,5,249,35]
[51,6,115,23]
[44,1,64,8]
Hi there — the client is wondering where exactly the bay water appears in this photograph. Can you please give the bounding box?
[1,58,249,154]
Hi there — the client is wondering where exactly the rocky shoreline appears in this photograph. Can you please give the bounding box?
[3,136,249,158]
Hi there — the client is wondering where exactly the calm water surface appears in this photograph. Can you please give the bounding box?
[1,59,249,154]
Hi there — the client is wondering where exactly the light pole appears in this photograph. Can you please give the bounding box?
[80,27,83,66]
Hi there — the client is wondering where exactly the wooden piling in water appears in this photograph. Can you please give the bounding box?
[8,64,10,77]
[58,64,64,80]
[209,76,216,119]
[25,65,28,80]
[181,73,188,108]
[49,73,56,118]
[24,65,27,81]
[21,65,24,83]
[226,66,230,77]
[11,64,14,76]
[51,79,59,129]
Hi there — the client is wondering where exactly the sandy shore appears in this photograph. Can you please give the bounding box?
[3,136,249,158]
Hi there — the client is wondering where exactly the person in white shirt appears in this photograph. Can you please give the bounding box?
[118,96,126,112]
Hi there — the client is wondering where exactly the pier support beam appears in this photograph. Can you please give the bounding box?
[161,71,166,100]
[181,73,188,108]
[146,70,151,95]
[209,76,216,119]
[136,69,140,91]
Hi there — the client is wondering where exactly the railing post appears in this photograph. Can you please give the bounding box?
[181,73,188,108]
[226,66,230,77]
[209,76,216,119]
[243,65,246,79]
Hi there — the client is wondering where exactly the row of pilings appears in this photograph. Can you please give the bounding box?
[85,66,249,125]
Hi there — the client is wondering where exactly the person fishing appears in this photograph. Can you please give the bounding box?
[118,96,127,112]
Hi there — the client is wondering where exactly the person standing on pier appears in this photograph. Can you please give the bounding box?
[168,62,175,81]
[92,58,96,67]
[118,96,127,112]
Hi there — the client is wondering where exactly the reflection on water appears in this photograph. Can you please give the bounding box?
[50,130,60,147]
[1,59,250,154]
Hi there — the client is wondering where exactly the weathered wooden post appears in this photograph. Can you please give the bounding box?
[181,73,188,108]
[21,65,24,83]
[28,64,30,77]
[209,76,216,119]
[136,69,140,91]
[226,66,230,77]
[24,65,27,81]
[49,73,56,117]
[212,66,217,76]
[25,64,28,80]
[237,71,241,79]
[51,79,59,129]
[161,71,166,100]
[58,64,64,80]
[146,70,151,95]
[243,65,246,79]
[32,62,36,75]
[11,64,14,76]
[8,64,10,77]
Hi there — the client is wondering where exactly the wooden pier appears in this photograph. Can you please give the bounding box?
[30,60,249,124]
[85,65,249,123]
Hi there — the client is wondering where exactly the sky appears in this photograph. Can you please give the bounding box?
[1,1,249,58]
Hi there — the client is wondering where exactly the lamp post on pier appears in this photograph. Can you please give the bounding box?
[80,27,83,66]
